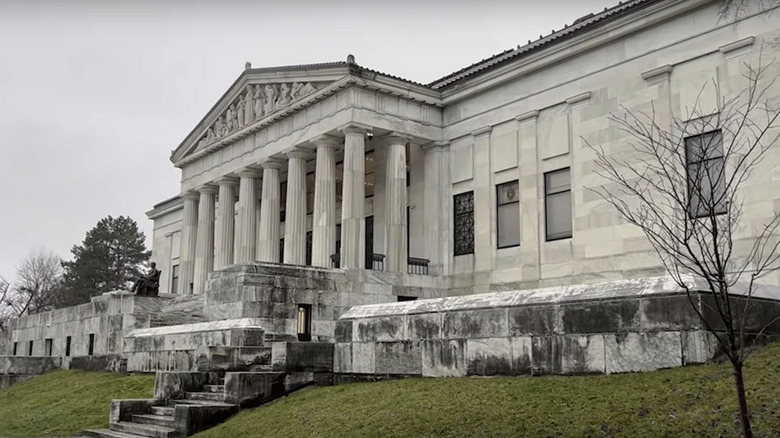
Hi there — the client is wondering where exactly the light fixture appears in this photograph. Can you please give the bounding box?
[367,131,374,141]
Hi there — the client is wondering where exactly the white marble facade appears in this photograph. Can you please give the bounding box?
[147,0,780,296]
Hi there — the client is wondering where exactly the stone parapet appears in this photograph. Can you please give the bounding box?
[334,276,780,377]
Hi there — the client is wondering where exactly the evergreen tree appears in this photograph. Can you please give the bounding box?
[60,215,150,305]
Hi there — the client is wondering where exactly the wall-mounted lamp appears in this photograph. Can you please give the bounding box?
[367,131,374,141]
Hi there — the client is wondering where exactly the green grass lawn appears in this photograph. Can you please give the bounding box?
[2,344,780,438]
[195,343,780,438]
[0,370,154,437]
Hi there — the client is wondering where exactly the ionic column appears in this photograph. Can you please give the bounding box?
[311,135,338,267]
[179,192,199,294]
[339,125,367,268]
[193,185,217,294]
[385,134,411,273]
[214,177,238,269]
[258,159,283,262]
[236,168,261,263]
[284,149,309,265]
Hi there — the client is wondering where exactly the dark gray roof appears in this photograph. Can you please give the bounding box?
[427,0,663,90]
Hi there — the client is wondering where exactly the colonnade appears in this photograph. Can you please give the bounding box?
[180,126,411,294]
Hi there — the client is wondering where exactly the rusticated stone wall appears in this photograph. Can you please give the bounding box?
[333,276,780,377]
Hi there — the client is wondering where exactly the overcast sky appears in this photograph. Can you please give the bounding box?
[0,0,614,281]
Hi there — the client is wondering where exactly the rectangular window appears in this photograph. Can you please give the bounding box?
[453,191,475,255]
[397,296,417,302]
[545,168,572,241]
[685,130,726,218]
[306,230,313,266]
[296,304,312,342]
[280,181,287,223]
[45,338,53,356]
[279,238,285,263]
[28,340,33,356]
[65,336,72,357]
[88,334,95,356]
[171,264,180,295]
[496,181,520,248]
[13,342,18,356]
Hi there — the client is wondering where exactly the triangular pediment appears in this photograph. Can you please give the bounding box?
[172,62,351,165]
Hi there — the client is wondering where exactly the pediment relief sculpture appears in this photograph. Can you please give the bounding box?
[198,81,319,149]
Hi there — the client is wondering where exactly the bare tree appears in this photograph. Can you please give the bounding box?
[718,0,779,20]
[0,276,12,332]
[6,249,63,318]
[586,53,780,438]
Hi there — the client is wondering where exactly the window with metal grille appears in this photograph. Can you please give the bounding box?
[497,181,520,248]
[545,168,572,241]
[454,191,475,256]
[685,130,726,218]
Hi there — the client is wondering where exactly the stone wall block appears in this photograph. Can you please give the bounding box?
[467,337,513,375]
[443,308,508,339]
[335,320,353,343]
[421,339,467,377]
[351,342,376,374]
[356,317,405,342]
[508,305,556,336]
[560,300,640,334]
[531,336,562,375]
[561,335,606,374]
[334,343,352,373]
[511,336,533,374]
[605,332,682,373]
[681,330,720,365]
[375,341,422,375]
[640,295,702,331]
[406,313,442,340]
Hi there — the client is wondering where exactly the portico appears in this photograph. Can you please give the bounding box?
[165,59,445,295]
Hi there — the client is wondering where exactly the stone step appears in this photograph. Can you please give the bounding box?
[150,406,174,416]
[202,384,224,393]
[132,413,176,428]
[168,398,235,408]
[110,421,180,438]
[82,429,146,438]
[185,391,225,402]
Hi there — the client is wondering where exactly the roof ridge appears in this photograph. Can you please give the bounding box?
[427,0,660,90]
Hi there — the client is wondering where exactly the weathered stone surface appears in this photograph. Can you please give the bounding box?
[641,294,701,331]
[681,330,720,365]
[511,336,533,374]
[224,371,285,406]
[282,342,334,372]
[355,317,405,342]
[605,332,682,373]
[406,313,441,340]
[351,342,375,374]
[560,300,640,334]
[375,341,422,375]
[443,309,508,339]
[154,372,210,400]
[467,338,512,375]
[421,339,467,377]
[560,335,605,374]
[508,305,557,336]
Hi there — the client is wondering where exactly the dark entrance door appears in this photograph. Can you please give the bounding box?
[365,216,374,269]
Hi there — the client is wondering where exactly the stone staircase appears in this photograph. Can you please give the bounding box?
[83,376,240,438]
[149,294,206,328]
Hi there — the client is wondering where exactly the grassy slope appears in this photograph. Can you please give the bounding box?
[0,370,154,437]
[196,343,780,438]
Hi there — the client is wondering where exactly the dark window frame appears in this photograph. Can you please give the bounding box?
[65,336,72,357]
[496,180,521,249]
[544,168,573,241]
[28,340,33,356]
[296,304,312,342]
[88,334,95,356]
[171,264,179,295]
[684,130,727,219]
[45,338,53,356]
[453,191,475,256]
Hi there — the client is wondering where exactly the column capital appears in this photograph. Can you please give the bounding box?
[338,122,373,136]
[386,132,413,146]
[312,134,341,149]
[421,140,450,154]
[197,184,219,194]
[237,167,262,178]
[259,158,285,170]
[286,147,312,160]
[216,176,239,186]
[182,191,200,201]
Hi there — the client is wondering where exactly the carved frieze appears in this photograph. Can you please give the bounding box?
[198,81,318,149]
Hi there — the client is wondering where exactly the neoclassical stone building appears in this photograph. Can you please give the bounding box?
[149,0,780,300]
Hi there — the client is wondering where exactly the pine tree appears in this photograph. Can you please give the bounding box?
[60,215,150,306]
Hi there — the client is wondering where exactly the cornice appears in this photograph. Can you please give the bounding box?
[439,0,712,105]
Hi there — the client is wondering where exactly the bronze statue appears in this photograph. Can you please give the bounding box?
[130,262,161,296]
